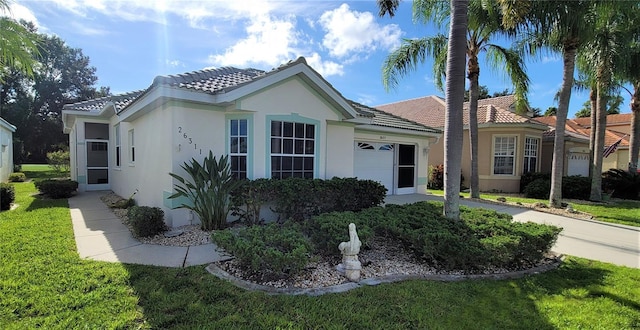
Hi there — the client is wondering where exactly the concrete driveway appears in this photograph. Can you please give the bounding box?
[385,194,640,269]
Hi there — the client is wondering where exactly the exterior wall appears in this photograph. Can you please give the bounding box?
[426,126,545,193]
[603,148,638,172]
[326,122,355,178]
[0,125,14,182]
[354,129,435,194]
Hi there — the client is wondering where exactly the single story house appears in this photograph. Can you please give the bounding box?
[62,57,441,227]
[377,95,549,192]
[0,117,16,182]
[533,114,635,175]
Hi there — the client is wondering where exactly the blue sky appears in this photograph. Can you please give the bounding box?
[10,0,632,117]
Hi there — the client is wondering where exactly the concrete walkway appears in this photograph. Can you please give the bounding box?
[69,191,231,268]
[386,194,640,269]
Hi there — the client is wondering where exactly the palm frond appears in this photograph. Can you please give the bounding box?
[382,35,448,91]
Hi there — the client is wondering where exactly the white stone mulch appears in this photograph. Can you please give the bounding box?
[100,191,559,290]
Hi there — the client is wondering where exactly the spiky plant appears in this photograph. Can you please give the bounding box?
[169,152,242,230]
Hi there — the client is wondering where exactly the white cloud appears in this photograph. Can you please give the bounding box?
[7,3,42,29]
[208,14,299,68]
[306,53,344,77]
[542,55,560,64]
[166,59,184,68]
[318,4,401,59]
[69,21,109,36]
[355,93,377,106]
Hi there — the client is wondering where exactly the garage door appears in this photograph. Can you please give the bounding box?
[354,142,394,194]
[567,152,589,177]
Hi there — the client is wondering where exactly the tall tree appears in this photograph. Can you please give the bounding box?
[0,0,40,84]
[382,0,528,199]
[1,29,108,163]
[522,1,598,208]
[379,0,469,219]
[578,2,633,201]
[574,95,623,118]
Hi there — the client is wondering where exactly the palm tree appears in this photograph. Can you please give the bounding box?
[522,1,598,207]
[577,2,635,201]
[382,0,529,199]
[0,0,40,83]
[379,0,469,220]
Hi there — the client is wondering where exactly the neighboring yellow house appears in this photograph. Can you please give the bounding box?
[378,95,549,193]
[533,113,635,175]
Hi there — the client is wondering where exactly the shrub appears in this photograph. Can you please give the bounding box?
[229,178,275,225]
[602,169,640,200]
[1,183,15,211]
[561,175,591,200]
[13,164,22,172]
[8,172,26,182]
[46,150,70,172]
[428,164,444,190]
[34,179,78,198]
[169,152,242,230]
[520,172,550,193]
[127,206,167,237]
[212,223,312,281]
[305,209,376,255]
[230,177,387,223]
[523,178,551,199]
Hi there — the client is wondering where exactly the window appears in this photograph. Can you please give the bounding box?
[114,124,121,167]
[128,129,135,164]
[493,136,516,175]
[270,120,315,179]
[523,137,539,174]
[229,119,248,179]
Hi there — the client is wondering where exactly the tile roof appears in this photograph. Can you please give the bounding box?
[62,90,145,112]
[350,101,441,134]
[532,116,630,147]
[377,94,537,128]
[63,57,440,134]
[572,113,633,127]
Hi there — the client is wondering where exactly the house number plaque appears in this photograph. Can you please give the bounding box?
[177,126,202,154]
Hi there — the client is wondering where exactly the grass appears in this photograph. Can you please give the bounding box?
[19,164,69,181]
[1,172,639,328]
[429,189,640,227]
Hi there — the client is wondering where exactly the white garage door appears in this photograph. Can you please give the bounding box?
[567,152,589,177]
[354,142,395,194]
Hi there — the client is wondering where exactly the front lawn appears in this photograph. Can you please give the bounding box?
[1,179,639,328]
[429,189,640,227]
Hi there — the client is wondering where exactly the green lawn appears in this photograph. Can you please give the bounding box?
[0,177,639,328]
[429,189,640,227]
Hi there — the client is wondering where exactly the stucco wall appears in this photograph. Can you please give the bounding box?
[0,125,14,182]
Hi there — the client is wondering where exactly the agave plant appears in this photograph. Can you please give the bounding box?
[602,169,640,200]
[169,152,242,230]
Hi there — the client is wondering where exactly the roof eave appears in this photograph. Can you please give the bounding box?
[355,124,442,137]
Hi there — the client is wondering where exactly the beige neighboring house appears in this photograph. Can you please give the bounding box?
[533,113,635,175]
[0,117,17,182]
[378,95,548,193]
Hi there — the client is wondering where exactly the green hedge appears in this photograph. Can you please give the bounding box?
[34,179,78,199]
[305,202,561,271]
[522,175,591,200]
[212,223,313,281]
[127,206,166,237]
[8,172,26,182]
[1,183,15,210]
[230,177,387,223]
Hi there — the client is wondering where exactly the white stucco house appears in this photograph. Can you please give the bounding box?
[0,117,16,182]
[62,57,441,227]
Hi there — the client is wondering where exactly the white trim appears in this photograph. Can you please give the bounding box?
[523,135,540,173]
[491,134,518,176]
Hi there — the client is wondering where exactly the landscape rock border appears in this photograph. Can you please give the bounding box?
[206,255,564,296]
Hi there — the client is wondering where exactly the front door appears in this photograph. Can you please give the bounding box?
[86,140,109,191]
[396,144,416,194]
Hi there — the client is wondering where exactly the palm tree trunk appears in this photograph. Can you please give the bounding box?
[549,44,577,208]
[443,0,469,220]
[467,55,480,198]
[590,79,608,201]
[629,83,640,173]
[589,88,597,178]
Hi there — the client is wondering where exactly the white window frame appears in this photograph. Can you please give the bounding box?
[229,119,248,179]
[523,136,539,174]
[270,120,315,179]
[492,135,517,176]
[128,129,135,165]
[114,124,121,168]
